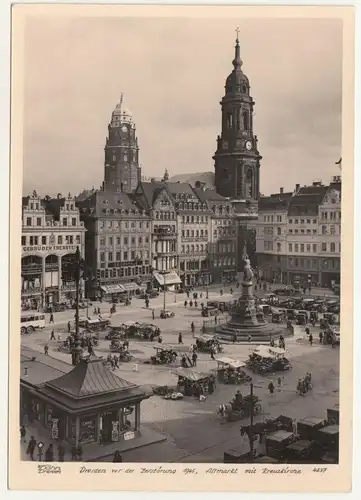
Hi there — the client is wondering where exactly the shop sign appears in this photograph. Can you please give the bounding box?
[111,421,119,442]
[51,418,59,440]
[124,431,135,441]
[22,245,77,253]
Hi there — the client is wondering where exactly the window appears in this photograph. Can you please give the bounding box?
[26,217,31,226]
[306,244,311,252]
[289,219,293,224]
[131,251,135,260]
[100,252,105,262]
[313,219,317,224]
[63,218,68,226]
[109,237,113,246]
[58,236,63,244]
[76,235,80,244]
[289,229,293,233]
[330,243,336,252]
[306,219,311,224]
[131,237,136,245]
[21,236,26,246]
[300,229,305,234]
[330,225,335,235]
[322,226,327,235]
[295,219,299,224]
[124,251,128,260]
[100,238,105,246]
[116,251,121,261]
[71,217,76,226]
[277,243,281,252]
[322,243,327,252]
[277,227,281,235]
[295,229,299,234]
[117,237,121,245]
[300,219,304,224]
[124,237,128,245]
[313,244,317,253]
[108,252,113,261]
[36,217,41,226]
[41,236,46,245]
[300,244,304,252]
[288,243,292,252]
[108,221,112,229]
[295,244,299,252]
[313,229,317,234]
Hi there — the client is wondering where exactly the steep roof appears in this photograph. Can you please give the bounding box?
[259,192,293,212]
[46,358,137,398]
[76,189,148,218]
[193,188,229,203]
[288,185,328,217]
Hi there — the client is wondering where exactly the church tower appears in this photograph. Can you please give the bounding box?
[214,33,262,202]
[104,94,141,193]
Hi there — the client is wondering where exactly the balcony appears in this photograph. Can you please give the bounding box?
[182,236,208,242]
[153,226,177,239]
[21,286,42,295]
[61,282,77,291]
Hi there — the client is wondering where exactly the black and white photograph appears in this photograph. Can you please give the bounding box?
[9,3,355,490]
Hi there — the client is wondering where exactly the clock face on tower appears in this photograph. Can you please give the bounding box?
[121,125,128,132]
[245,141,252,151]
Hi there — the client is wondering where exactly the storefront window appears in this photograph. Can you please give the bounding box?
[79,416,97,444]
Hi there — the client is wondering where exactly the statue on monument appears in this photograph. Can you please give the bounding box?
[242,254,254,284]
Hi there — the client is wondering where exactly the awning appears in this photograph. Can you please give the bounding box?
[153,270,182,286]
[253,345,286,358]
[100,285,125,294]
[171,367,210,382]
[214,356,246,369]
[121,282,140,292]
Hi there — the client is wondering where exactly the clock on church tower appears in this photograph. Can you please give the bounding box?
[213,32,262,202]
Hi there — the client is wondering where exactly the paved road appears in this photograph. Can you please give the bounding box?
[22,297,339,463]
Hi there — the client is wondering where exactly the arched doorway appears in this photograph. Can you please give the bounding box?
[21,255,43,310]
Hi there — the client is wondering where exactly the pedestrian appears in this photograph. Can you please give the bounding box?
[189,300,193,307]
[255,284,258,293]
[113,450,123,463]
[50,330,55,340]
[319,331,323,344]
[44,344,49,355]
[200,292,203,299]
[192,351,197,367]
[44,443,54,462]
[184,300,188,307]
[49,313,54,324]
[248,335,252,343]
[113,354,119,369]
[268,380,275,396]
[220,289,223,296]
[152,309,155,320]
[210,347,215,360]
[215,315,218,325]
[309,333,313,346]
[230,288,233,294]
[97,307,100,315]
[233,333,237,344]
[178,332,183,344]
[26,436,37,461]
[191,321,195,334]
[20,424,26,443]
[67,321,71,333]
[277,376,282,387]
[194,300,198,308]
[57,440,65,462]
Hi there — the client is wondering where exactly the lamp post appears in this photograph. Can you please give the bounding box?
[71,246,84,366]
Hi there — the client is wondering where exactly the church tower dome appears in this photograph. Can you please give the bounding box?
[104,94,141,193]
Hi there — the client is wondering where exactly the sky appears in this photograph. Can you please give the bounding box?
[22,15,343,196]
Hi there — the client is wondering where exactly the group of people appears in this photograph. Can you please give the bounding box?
[297,372,313,395]
[22,427,79,462]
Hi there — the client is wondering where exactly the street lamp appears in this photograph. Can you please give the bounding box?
[71,246,84,366]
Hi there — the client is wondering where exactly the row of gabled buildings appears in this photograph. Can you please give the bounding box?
[255,176,341,287]
[21,180,237,308]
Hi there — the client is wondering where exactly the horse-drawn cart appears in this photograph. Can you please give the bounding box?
[195,334,223,354]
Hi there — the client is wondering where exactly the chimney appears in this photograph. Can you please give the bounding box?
[280,187,284,194]
[295,183,300,191]
[150,177,156,183]
[23,367,28,377]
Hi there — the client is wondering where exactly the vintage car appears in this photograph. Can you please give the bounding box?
[160,309,175,319]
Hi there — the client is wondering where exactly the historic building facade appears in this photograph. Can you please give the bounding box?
[255,177,341,287]
[213,34,262,274]
[21,191,86,310]
[76,190,152,299]
[194,186,236,283]
[103,94,141,193]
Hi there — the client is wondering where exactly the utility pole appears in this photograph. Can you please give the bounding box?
[249,382,254,462]
[71,246,83,366]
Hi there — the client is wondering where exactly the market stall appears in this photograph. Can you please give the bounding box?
[215,356,251,384]
[172,367,214,397]
[246,345,292,374]
[195,334,224,354]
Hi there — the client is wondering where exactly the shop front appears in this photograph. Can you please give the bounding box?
[153,270,182,291]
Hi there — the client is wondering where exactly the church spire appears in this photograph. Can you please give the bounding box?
[232,27,243,69]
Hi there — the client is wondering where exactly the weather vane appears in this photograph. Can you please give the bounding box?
[235,26,240,41]
[120,92,124,105]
